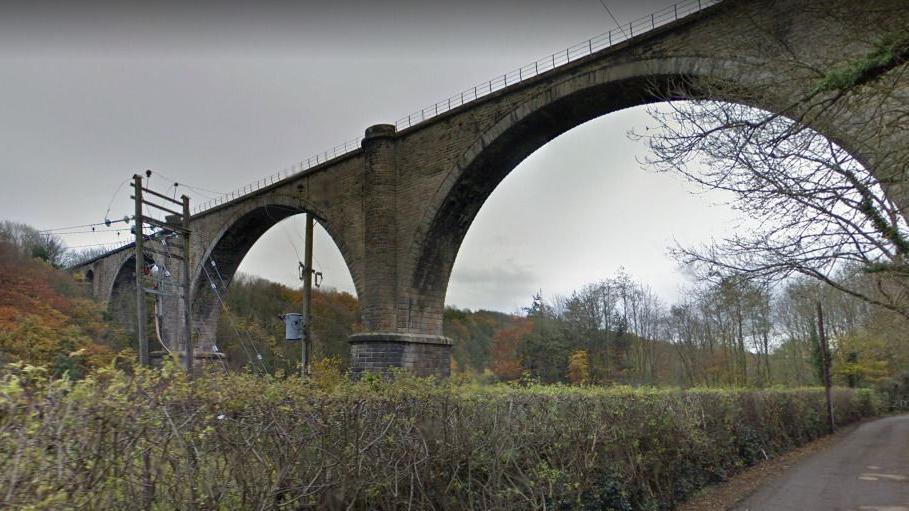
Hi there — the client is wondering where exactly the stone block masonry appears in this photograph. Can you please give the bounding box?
[349,333,452,378]
[72,0,909,378]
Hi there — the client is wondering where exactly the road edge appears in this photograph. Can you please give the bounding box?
[673,419,870,511]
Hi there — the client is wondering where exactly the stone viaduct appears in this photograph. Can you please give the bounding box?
[74,0,909,377]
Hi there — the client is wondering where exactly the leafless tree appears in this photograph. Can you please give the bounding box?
[634,41,909,318]
[0,220,68,268]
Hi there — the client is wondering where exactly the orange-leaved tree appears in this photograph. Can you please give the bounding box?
[490,318,532,381]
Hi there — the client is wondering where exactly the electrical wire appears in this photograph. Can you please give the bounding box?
[598,0,629,38]
[52,227,132,236]
[64,240,133,250]
[203,259,270,374]
[262,204,304,263]
[151,170,227,198]
[103,179,130,224]
[39,217,131,233]
[208,258,274,374]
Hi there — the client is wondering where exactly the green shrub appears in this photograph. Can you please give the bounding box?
[878,371,909,411]
[0,364,880,510]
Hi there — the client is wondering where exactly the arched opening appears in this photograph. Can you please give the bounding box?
[409,64,878,327]
[411,65,897,382]
[84,269,95,294]
[447,104,742,309]
[108,254,155,345]
[193,203,358,373]
[440,102,740,377]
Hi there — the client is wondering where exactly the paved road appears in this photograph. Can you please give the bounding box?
[735,414,909,511]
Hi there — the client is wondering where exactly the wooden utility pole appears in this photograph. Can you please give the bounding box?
[133,174,149,366]
[132,171,193,375]
[302,213,314,377]
[817,301,835,433]
[182,195,193,377]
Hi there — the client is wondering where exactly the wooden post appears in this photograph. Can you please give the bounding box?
[133,174,149,366]
[182,195,193,377]
[302,213,314,377]
[817,302,835,433]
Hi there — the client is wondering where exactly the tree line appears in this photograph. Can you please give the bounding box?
[213,265,906,396]
[447,268,907,392]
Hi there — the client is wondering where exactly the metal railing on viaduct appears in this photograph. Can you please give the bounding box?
[72,0,722,263]
[191,0,721,215]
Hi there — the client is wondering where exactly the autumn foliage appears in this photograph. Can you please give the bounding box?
[490,317,532,380]
[0,240,123,376]
[568,350,591,385]
[216,274,360,373]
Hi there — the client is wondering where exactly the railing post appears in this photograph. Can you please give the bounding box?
[210,0,714,203]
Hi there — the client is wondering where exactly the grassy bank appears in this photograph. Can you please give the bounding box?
[0,364,879,510]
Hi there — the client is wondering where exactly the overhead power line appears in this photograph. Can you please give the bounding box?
[52,227,132,236]
[64,240,132,250]
[598,0,629,38]
[150,170,227,198]
[104,179,130,223]
[39,217,131,233]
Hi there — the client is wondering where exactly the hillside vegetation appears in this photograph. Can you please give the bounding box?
[0,233,125,377]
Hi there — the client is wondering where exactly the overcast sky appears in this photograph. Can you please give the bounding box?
[0,0,740,313]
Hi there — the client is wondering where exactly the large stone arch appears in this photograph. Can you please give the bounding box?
[189,193,361,351]
[70,0,909,378]
[405,55,892,331]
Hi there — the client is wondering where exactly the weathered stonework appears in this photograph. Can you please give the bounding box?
[349,333,452,378]
[72,0,909,378]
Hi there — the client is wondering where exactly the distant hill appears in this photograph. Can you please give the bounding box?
[0,238,125,376]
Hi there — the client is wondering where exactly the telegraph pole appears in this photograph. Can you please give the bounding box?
[133,174,149,366]
[301,213,314,377]
[132,171,193,374]
[817,301,835,433]
[182,194,193,377]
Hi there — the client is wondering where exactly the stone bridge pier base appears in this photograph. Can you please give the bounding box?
[347,124,452,378]
[349,333,452,378]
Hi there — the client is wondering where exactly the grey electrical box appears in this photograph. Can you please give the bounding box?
[283,313,303,341]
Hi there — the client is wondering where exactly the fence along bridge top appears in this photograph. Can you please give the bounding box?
[188,0,720,215]
[71,0,722,266]
[70,0,909,379]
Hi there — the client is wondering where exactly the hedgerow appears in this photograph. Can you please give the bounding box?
[0,363,879,510]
